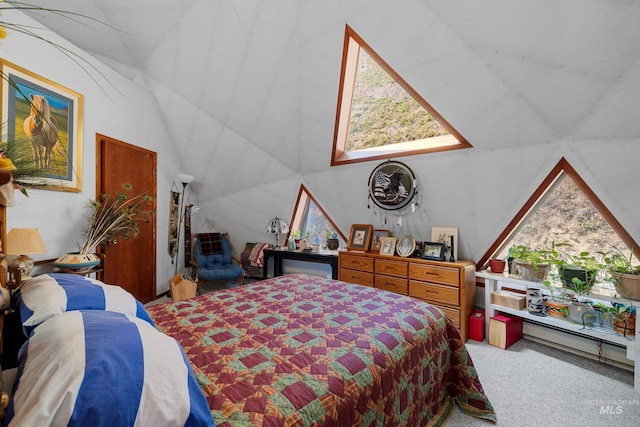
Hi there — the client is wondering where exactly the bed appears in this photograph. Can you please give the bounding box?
[146,273,496,426]
[1,268,495,426]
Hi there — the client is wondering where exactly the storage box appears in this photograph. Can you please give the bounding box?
[468,310,485,341]
[491,291,526,310]
[488,314,523,349]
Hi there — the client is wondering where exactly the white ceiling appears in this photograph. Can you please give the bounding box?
[15,0,640,199]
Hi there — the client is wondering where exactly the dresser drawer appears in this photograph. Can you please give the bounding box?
[432,304,461,328]
[339,268,373,287]
[409,264,459,286]
[375,258,408,278]
[340,253,374,272]
[375,275,408,295]
[409,281,459,306]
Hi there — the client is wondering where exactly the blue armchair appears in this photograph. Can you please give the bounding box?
[190,233,244,293]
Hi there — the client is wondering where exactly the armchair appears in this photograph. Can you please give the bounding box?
[190,232,244,294]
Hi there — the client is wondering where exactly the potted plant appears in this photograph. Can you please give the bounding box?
[610,304,636,336]
[325,230,339,250]
[542,280,569,318]
[593,302,615,330]
[548,242,602,291]
[599,246,640,301]
[508,244,552,280]
[564,277,596,326]
[299,231,311,251]
[290,229,301,250]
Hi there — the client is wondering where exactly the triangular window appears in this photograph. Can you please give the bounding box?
[288,184,346,249]
[479,158,639,268]
[331,25,471,166]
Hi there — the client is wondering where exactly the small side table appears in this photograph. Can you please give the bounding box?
[263,249,339,280]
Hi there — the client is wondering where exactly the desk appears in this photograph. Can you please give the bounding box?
[263,249,339,279]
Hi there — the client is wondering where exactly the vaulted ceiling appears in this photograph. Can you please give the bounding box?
[17,0,640,203]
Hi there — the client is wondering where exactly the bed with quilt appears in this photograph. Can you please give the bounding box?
[3,272,495,426]
[146,273,496,426]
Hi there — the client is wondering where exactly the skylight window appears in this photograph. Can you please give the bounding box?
[331,25,471,166]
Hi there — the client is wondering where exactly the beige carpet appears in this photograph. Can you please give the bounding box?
[448,338,639,426]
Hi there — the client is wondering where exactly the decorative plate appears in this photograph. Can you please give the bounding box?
[368,160,417,211]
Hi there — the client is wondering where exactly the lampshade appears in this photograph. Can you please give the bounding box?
[176,173,195,185]
[265,217,289,235]
[265,217,289,248]
[6,228,47,278]
[6,228,47,255]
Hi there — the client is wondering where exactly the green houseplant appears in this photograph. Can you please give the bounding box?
[542,280,569,318]
[508,244,552,280]
[599,246,640,301]
[548,242,602,291]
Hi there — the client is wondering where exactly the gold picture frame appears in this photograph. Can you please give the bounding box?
[1,59,83,192]
[379,237,397,256]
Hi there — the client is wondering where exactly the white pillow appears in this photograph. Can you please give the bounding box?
[11,273,153,336]
[5,310,213,427]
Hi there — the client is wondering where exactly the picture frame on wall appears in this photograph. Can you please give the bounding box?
[0,59,83,192]
[371,229,391,252]
[379,237,397,256]
[347,224,373,251]
[421,242,446,261]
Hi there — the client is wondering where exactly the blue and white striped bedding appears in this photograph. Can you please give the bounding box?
[5,310,214,427]
[11,273,153,336]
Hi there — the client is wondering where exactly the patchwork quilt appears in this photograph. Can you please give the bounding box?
[147,273,496,426]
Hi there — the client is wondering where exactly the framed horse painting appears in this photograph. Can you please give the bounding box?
[0,59,83,192]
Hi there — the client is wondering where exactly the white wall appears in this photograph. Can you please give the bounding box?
[1,10,182,294]
[3,4,640,299]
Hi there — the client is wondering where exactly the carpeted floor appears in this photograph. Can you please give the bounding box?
[146,278,248,306]
[448,338,639,426]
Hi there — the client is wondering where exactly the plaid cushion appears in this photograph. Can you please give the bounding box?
[198,233,223,256]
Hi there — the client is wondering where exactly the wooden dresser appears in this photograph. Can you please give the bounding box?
[338,251,476,341]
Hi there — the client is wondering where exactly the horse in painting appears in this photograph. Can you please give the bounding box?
[23,94,59,170]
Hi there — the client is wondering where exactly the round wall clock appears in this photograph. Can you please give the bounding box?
[368,160,417,210]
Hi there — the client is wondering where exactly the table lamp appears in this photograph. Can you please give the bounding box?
[265,217,289,249]
[6,228,47,278]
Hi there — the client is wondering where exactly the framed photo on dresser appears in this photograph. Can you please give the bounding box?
[421,242,446,261]
[379,237,397,256]
[371,229,391,252]
[347,224,373,251]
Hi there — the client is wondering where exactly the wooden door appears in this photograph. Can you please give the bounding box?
[96,134,157,303]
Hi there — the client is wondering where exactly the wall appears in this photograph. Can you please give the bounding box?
[4,4,640,300]
[1,10,180,294]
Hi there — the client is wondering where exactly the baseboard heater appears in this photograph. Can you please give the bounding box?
[521,317,633,371]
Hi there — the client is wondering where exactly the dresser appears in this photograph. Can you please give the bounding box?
[338,251,476,341]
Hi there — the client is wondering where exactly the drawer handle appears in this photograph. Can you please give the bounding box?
[425,272,440,277]
[425,289,440,294]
